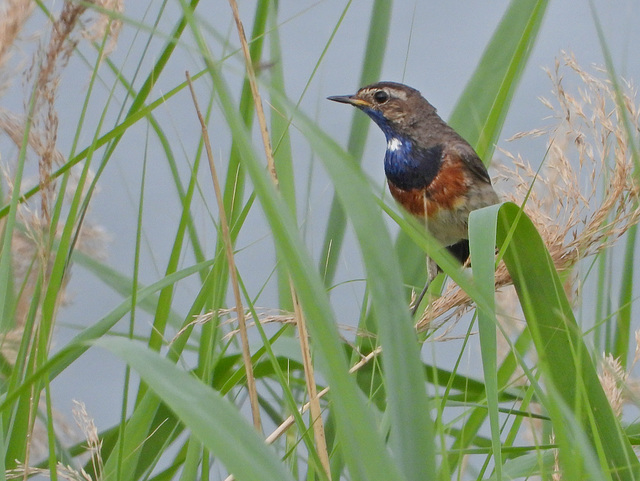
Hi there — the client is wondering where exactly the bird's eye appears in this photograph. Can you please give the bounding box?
[373,90,389,104]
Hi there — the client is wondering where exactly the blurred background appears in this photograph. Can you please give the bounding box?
[2,0,640,469]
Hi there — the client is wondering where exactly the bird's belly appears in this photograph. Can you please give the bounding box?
[423,208,470,246]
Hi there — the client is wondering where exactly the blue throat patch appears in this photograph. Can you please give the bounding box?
[383,137,442,191]
[363,107,442,190]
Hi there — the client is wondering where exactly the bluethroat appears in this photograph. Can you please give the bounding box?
[328,82,500,314]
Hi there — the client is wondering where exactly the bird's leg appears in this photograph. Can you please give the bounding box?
[410,256,440,316]
[411,193,435,316]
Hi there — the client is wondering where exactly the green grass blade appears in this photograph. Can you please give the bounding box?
[319,0,392,286]
[589,2,640,368]
[0,89,37,332]
[0,259,215,416]
[589,1,640,179]
[145,131,202,353]
[71,251,182,327]
[268,2,296,310]
[495,202,640,479]
[288,102,437,480]
[469,205,502,479]
[94,337,296,481]
[486,451,555,480]
[615,226,637,366]
[449,0,549,162]
[443,328,533,473]
[221,0,269,223]
[205,64,407,481]
[0,71,205,221]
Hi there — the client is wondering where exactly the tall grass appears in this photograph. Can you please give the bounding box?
[1,1,639,480]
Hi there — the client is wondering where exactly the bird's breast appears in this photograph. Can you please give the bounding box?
[387,154,470,218]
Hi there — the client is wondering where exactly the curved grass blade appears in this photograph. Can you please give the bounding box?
[205,64,407,481]
[0,259,215,416]
[287,102,436,480]
[469,204,502,479]
[449,0,548,162]
[589,1,640,368]
[494,202,640,480]
[319,0,392,286]
[94,337,296,481]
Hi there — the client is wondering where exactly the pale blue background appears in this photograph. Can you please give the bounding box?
[3,0,639,473]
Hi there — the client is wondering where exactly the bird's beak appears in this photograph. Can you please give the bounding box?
[327,95,371,108]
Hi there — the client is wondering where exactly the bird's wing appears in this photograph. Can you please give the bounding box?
[449,143,492,184]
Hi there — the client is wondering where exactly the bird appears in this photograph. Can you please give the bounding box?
[328,81,500,314]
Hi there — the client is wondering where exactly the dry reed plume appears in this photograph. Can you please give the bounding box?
[0,0,121,360]
[0,0,122,471]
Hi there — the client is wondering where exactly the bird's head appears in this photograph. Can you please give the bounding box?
[328,81,437,138]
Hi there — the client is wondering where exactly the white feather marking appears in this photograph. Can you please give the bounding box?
[387,138,402,152]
